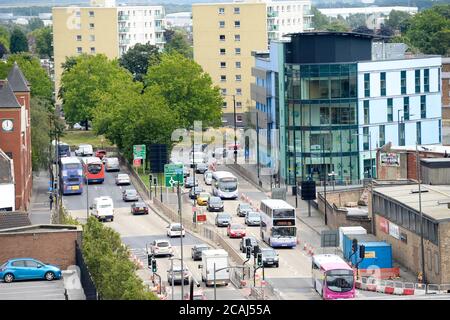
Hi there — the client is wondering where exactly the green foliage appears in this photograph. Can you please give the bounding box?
[30,26,53,58]
[30,97,52,171]
[164,29,193,59]
[325,20,350,32]
[347,13,368,29]
[10,27,28,53]
[60,54,132,125]
[82,217,158,300]
[144,53,222,129]
[118,43,160,82]
[0,26,10,52]
[385,10,412,32]
[28,17,44,31]
[311,6,330,31]
[0,53,52,101]
[404,4,450,55]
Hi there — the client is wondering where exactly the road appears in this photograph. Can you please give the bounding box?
[62,158,248,300]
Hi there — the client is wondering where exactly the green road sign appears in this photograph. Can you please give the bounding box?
[164,164,184,187]
[133,144,146,159]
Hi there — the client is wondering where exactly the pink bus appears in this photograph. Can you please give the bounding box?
[312,254,355,300]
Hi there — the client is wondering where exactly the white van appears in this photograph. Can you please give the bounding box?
[90,196,114,222]
[75,144,93,157]
[200,249,230,286]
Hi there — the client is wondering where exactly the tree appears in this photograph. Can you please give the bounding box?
[325,20,350,32]
[119,43,161,82]
[352,25,374,35]
[28,17,44,31]
[405,4,450,55]
[164,29,193,59]
[10,28,28,53]
[386,10,413,32]
[0,42,7,58]
[0,26,10,52]
[311,6,330,31]
[377,24,395,37]
[61,54,133,129]
[347,13,368,29]
[0,53,52,101]
[144,53,222,129]
[30,26,53,58]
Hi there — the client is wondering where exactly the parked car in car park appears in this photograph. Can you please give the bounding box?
[167,223,185,237]
[215,212,232,227]
[227,224,246,238]
[189,186,204,199]
[239,237,259,253]
[191,244,210,261]
[260,248,280,267]
[0,258,62,283]
[115,173,130,185]
[245,211,261,226]
[196,192,210,206]
[122,189,138,201]
[237,203,252,217]
[149,240,174,257]
[131,201,148,215]
[105,157,120,172]
[167,265,190,285]
[207,196,224,212]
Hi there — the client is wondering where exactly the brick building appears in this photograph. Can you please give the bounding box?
[373,184,450,284]
[0,63,32,211]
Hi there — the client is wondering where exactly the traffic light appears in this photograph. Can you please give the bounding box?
[352,239,358,253]
[151,258,157,273]
[253,245,260,258]
[257,253,263,267]
[359,245,366,259]
[149,174,153,184]
[246,246,251,259]
[147,254,152,267]
[153,178,157,185]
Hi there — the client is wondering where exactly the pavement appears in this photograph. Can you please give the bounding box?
[29,171,52,224]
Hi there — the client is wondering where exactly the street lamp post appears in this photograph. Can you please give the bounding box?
[86,173,89,221]
[176,181,185,300]
[415,142,426,286]
[233,94,237,164]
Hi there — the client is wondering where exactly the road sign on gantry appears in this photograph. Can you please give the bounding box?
[164,163,184,187]
[133,144,146,160]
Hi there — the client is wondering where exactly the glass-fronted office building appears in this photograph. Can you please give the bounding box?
[251,32,442,185]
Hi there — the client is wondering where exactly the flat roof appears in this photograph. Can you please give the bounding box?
[286,31,390,40]
[374,185,450,223]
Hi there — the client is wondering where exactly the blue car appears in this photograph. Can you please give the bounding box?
[0,258,62,283]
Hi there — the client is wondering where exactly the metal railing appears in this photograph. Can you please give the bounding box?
[75,241,99,300]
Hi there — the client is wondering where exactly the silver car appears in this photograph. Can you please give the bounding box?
[167,265,190,285]
[105,157,120,172]
[245,211,261,226]
[204,171,213,185]
[115,173,130,185]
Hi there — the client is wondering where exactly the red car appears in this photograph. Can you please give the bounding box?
[95,150,107,159]
[227,224,246,238]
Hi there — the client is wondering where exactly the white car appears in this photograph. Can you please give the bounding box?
[115,173,130,185]
[73,123,83,130]
[167,223,186,238]
[149,240,174,257]
[204,171,213,185]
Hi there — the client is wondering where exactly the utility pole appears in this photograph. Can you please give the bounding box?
[177,181,185,299]
[86,172,89,222]
[322,136,327,226]
[293,107,298,208]
[416,142,426,286]
[233,94,237,164]
[256,112,260,183]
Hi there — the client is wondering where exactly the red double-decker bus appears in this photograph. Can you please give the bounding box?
[82,157,105,184]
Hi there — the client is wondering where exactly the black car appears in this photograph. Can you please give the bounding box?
[239,236,259,253]
[237,203,252,217]
[260,248,279,268]
[184,176,199,188]
[191,244,210,261]
[131,202,149,215]
[189,187,204,199]
[207,196,224,212]
[195,163,208,174]
[215,212,232,227]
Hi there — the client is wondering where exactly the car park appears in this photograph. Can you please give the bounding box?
[239,237,259,253]
[189,186,204,199]
[203,171,213,185]
[167,223,186,237]
[0,258,62,283]
[215,212,232,227]
[122,189,138,201]
[245,211,261,226]
[115,173,130,185]
[149,240,174,257]
[236,203,252,217]
[105,157,120,172]
[227,224,246,238]
[167,265,190,285]
[131,202,148,215]
[260,248,279,268]
[207,196,224,212]
[195,163,208,174]
[185,176,199,188]
[196,192,210,206]
[191,244,210,261]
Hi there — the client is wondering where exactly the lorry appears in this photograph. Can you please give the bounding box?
[90,196,114,222]
[200,249,230,287]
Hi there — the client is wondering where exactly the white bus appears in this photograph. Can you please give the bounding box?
[211,171,238,199]
[260,199,297,248]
